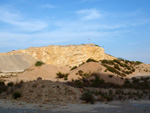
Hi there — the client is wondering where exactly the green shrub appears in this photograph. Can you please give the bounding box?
[83,73,90,78]
[78,70,84,76]
[101,59,108,64]
[103,64,121,75]
[81,90,95,104]
[114,64,120,70]
[70,66,78,70]
[12,92,22,99]
[56,72,69,79]
[35,61,44,66]
[86,58,97,63]
[64,75,68,80]
[92,74,104,87]
[120,63,125,67]
[135,61,142,65]
[7,82,14,87]
[113,59,121,64]
[74,80,82,86]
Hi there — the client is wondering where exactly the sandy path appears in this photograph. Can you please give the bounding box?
[0,99,150,113]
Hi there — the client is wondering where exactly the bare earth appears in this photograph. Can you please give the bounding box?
[0,99,150,113]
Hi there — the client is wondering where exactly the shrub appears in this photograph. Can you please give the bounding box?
[12,92,22,99]
[78,70,84,76]
[120,63,125,67]
[56,72,69,79]
[0,81,5,86]
[86,58,97,63]
[82,73,90,78]
[70,66,78,70]
[64,75,68,80]
[92,74,104,87]
[35,61,44,67]
[15,81,24,88]
[109,89,113,95]
[101,59,108,64]
[114,64,120,70]
[132,68,135,72]
[103,64,121,75]
[108,75,114,78]
[81,90,95,104]
[74,80,82,86]
[37,77,42,81]
[0,85,8,94]
[113,59,121,64]
[7,82,14,87]
[95,44,100,47]
[135,61,142,65]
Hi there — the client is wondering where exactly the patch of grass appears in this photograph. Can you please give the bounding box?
[35,61,44,67]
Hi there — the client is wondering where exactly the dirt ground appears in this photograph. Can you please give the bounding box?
[0,99,150,113]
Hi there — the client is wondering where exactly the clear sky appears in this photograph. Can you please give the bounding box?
[0,0,150,63]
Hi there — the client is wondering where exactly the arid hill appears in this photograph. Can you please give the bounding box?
[1,44,115,68]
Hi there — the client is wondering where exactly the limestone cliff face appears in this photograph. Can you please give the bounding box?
[4,44,116,67]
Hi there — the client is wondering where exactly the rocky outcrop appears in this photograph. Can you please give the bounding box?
[3,44,115,67]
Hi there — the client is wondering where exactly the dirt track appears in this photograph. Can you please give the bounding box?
[0,99,150,113]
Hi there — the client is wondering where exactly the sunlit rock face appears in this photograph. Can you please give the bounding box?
[3,44,116,67]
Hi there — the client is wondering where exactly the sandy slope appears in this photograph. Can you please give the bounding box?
[3,62,150,85]
[127,63,150,78]
[0,53,36,73]
[15,64,70,82]
[68,62,124,85]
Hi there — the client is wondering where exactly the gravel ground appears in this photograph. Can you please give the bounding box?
[0,99,150,113]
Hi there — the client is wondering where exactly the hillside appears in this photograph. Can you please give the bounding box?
[0,53,36,73]
[1,44,115,67]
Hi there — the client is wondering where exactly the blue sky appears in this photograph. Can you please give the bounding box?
[0,0,150,63]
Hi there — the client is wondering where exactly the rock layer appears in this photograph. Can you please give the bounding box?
[1,44,115,67]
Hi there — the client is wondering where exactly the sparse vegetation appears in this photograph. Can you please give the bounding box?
[86,58,98,63]
[7,82,14,87]
[35,61,44,66]
[81,90,95,104]
[0,81,8,94]
[12,92,22,99]
[70,66,78,70]
[56,72,69,80]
